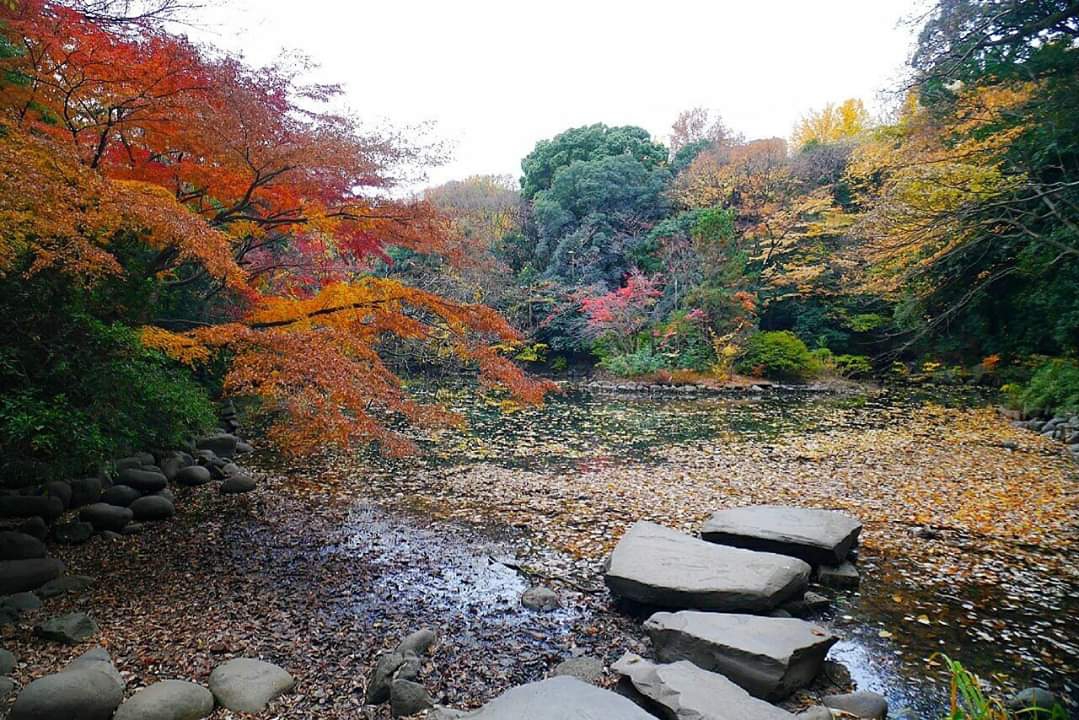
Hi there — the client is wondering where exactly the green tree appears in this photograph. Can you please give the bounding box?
[520,123,667,200]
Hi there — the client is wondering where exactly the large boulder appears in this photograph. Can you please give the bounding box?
[113,679,215,720]
[68,477,102,508]
[173,465,211,487]
[196,433,238,459]
[613,653,795,720]
[80,502,133,532]
[0,495,64,522]
[10,647,123,720]
[115,468,167,493]
[0,558,65,594]
[605,522,810,611]
[701,505,862,566]
[0,531,46,560]
[208,658,294,713]
[129,495,175,522]
[462,676,655,719]
[34,612,98,644]
[101,485,141,507]
[644,611,837,700]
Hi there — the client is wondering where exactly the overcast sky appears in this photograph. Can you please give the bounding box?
[191,1,925,189]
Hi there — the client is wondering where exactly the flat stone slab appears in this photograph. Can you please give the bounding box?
[613,653,795,720]
[702,505,862,565]
[209,658,294,713]
[645,611,838,700]
[605,522,810,611]
[462,676,654,719]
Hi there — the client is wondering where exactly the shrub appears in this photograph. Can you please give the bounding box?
[834,354,873,378]
[735,331,814,379]
[1014,358,1079,415]
[0,313,215,480]
[599,348,666,377]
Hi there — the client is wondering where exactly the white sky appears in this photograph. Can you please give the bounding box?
[191,0,924,189]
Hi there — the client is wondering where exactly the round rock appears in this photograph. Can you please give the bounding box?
[101,485,141,507]
[220,473,256,494]
[522,586,561,612]
[116,468,167,493]
[823,691,888,719]
[80,503,133,532]
[0,531,46,561]
[208,658,294,713]
[130,495,175,522]
[113,679,214,720]
[173,465,211,487]
[0,558,65,595]
[53,521,94,545]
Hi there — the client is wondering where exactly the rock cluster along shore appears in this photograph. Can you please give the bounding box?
[579,379,838,397]
[1009,412,1079,461]
[0,399,282,717]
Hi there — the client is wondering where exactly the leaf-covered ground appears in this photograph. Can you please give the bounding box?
[3,386,1076,717]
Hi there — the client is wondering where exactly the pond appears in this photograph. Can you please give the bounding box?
[321,383,1078,716]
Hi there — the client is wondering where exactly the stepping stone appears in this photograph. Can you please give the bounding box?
[605,522,810,611]
[644,611,837,700]
[10,647,123,720]
[34,612,99,644]
[702,505,862,565]
[613,653,795,720]
[0,558,65,595]
[463,676,654,719]
[816,561,860,589]
[113,679,214,720]
[209,658,294,713]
